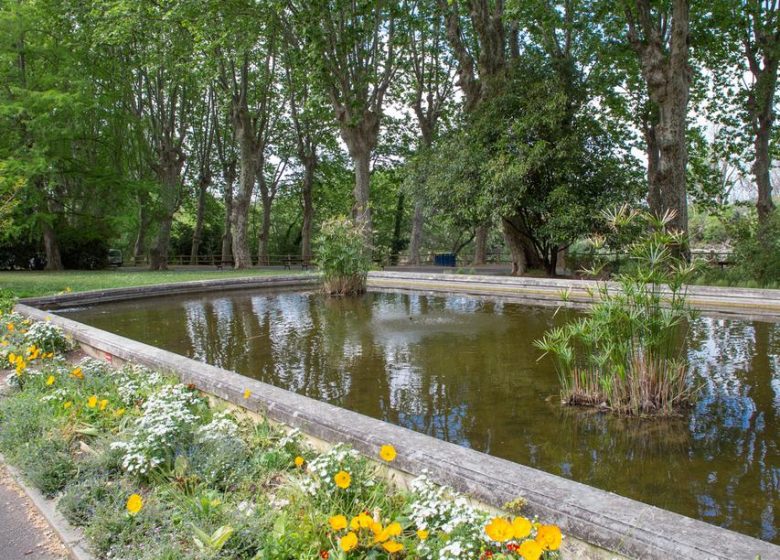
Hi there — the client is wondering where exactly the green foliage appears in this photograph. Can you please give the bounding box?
[314,217,370,295]
[535,207,699,416]
[729,208,780,285]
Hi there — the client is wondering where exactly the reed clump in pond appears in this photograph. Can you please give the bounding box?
[535,207,699,416]
[315,217,371,296]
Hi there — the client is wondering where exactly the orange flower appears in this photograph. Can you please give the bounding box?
[294,456,305,468]
[511,516,532,539]
[329,514,347,531]
[535,524,562,551]
[519,539,543,560]
[379,444,397,462]
[126,494,143,516]
[334,470,351,489]
[382,540,404,553]
[339,532,358,552]
[485,516,513,542]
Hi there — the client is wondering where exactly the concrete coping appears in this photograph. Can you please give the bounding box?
[367,271,780,319]
[18,273,319,310]
[12,275,780,560]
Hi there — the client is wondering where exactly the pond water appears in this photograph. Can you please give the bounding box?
[61,289,780,543]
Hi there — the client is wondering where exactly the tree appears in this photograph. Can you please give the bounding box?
[622,0,693,237]
[280,27,333,267]
[288,0,399,245]
[709,1,780,226]
[399,0,457,264]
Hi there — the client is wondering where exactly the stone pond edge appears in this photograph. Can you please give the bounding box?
[12,273,780,560]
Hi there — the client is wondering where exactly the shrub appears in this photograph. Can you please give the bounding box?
[535,206,699,416]
[23,321,72,354]
[314,217,370,295]
[729,208,780,285]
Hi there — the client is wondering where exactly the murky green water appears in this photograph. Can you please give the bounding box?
[62,289,780,543]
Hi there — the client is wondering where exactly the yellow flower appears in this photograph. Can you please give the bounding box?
[243,389,251,399]
[70,367,83,380]
[8,352,16,365]
[416,529,429,540]
[99,399,109,411]
[511,516,532,539]
[485,516,513,542]
[45,375,56,386]
[519,539,543,560]
[114,408,126,417]
[329,514,348,531]
[87,395,98,408]
[535,524,562,551]
[379,444,397,462]
[382,540,403,554]
[385,522,401,537]
[63,401,72,410]
[339,531,358,552]
[64,287,72,293]
[126,493,143,516]
[350,512,372,530]
[294,456,305,468]
[1,340,8,346]
[44,352,53,359]
[334,470,351,489]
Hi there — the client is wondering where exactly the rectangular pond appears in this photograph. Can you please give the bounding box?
[60,288,780,544]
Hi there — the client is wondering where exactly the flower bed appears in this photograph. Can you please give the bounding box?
[0,312,562,560]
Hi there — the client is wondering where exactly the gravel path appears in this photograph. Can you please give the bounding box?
[0,464,68,560]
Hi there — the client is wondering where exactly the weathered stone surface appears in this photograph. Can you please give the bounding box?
[19,274,318,310]
[15,280,780,559]
[368,271,780,320]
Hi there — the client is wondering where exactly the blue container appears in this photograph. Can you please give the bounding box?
[434,253,456,267]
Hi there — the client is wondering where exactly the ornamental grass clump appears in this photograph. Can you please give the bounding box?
[535,206,699,416]
[314,217,371,296]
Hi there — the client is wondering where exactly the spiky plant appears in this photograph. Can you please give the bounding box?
[535,206,700,416]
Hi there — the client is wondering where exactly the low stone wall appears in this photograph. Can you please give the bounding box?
[14,277,780,559]
[368,271,780,320]
[20,273,319,310]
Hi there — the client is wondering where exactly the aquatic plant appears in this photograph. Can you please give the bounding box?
[314,217,371,295]
[535,206,699,416]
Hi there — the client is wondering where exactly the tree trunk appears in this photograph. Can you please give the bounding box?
[643,118,662,216]
[149,152,184,271]
[501,218,527,276]
[409,200,425,265]
[190,175,209,264]
[150,215,173,270]
[257,185,272,266]
[628,0,691,236]
[472,224,488,265]
[353,148,373,240]
[231,108,257,269]
[221,166,235,265]
[390,192,405,265]
[42,220,63,271]
[300,158,315,266]
[750,58,779,225]
[133,198,151,265]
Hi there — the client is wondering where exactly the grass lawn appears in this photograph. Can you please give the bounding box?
[0,267,305,298]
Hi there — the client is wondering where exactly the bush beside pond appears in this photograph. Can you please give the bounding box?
[0,313,562,560]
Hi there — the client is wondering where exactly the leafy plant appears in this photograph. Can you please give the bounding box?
[535,206,699,415]
[314,217,371,295]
